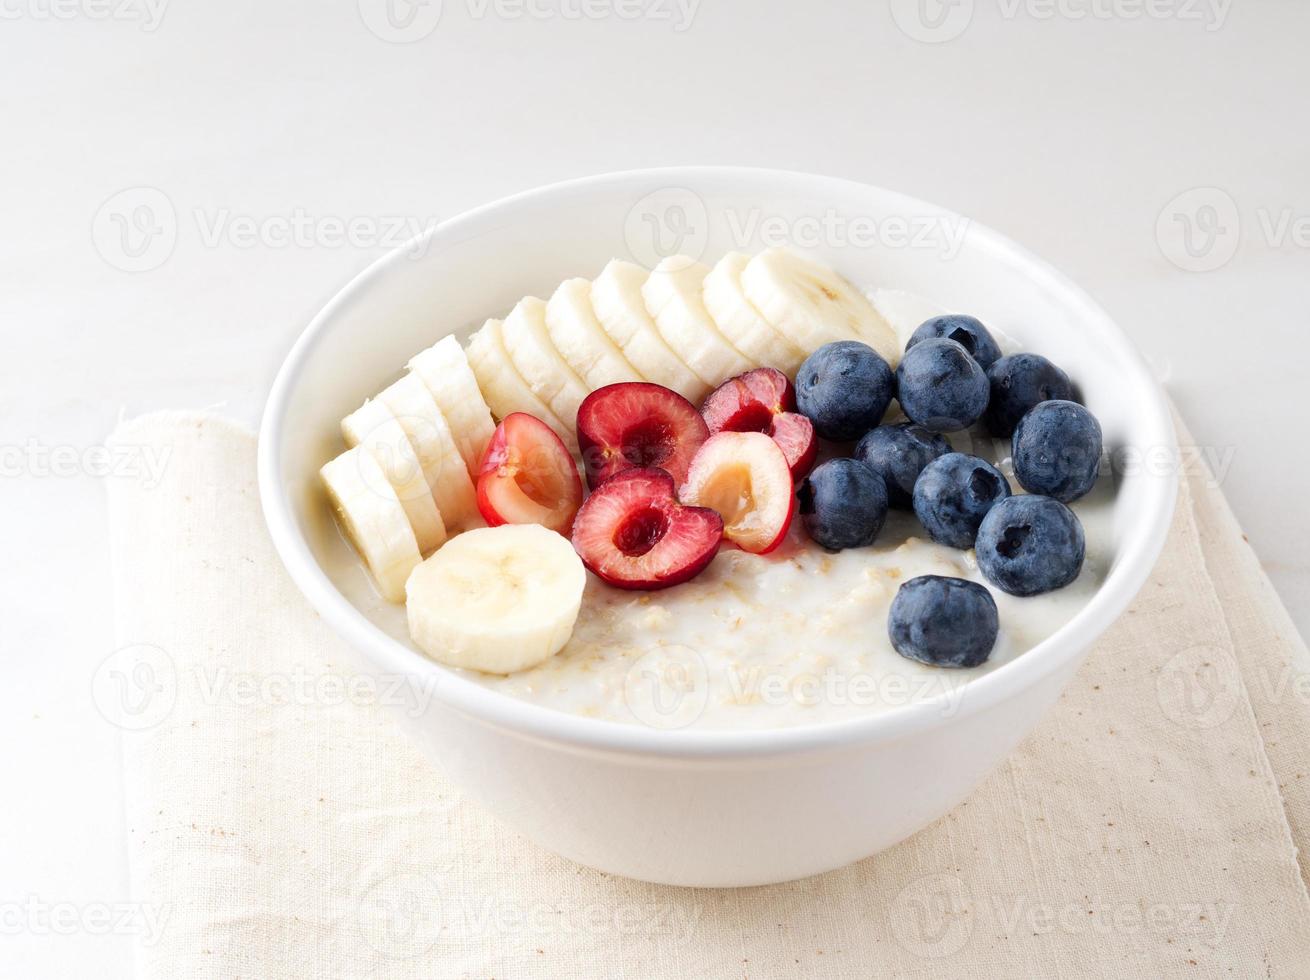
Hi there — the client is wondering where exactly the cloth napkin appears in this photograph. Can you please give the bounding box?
[106,411,1310,979]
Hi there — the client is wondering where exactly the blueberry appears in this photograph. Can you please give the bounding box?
[1012,400,1103,503]
[976,495,1085,596]
[853,423,951,510]
[912,452,1011,549]
[888,575,998,668]
[905,314,1002,370]
[984,353,1073,437]
[799,457,889,550]
[795,341,895,441]
[895,338,989,432]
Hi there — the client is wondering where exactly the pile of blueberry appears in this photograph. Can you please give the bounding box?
[794,315,1103,669]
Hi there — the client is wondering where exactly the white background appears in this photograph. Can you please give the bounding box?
[2,0,1306,975]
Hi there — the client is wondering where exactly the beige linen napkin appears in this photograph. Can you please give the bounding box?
[107,411,1310,979]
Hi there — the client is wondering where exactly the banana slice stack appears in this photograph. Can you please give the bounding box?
[320,247,893,666]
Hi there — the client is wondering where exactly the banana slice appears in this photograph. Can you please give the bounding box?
[741,247,899,365]
[376,373,481,532]
[406,524,585,674]
[407,335,496,478]
[501,296,589,427]
[591,259,708,403]
[465,318,577,454]
[321,447,423,603]
[702,252,807,375]
[339,398,447,554]
[642,255,754,388]
[545,278,642,391]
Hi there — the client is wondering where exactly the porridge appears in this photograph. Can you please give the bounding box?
[321,249,1112,730]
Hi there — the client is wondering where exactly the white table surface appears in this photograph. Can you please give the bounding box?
[3,2,1306,975]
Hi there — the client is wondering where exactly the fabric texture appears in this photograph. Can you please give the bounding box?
[107,411,1310,979]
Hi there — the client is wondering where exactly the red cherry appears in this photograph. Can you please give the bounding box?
[679,431,796,554]
[477,413,582,535]
[700,368,817,479]
[570,468,723,590]
[576,382,709,491]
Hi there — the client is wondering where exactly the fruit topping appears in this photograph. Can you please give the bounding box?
[576,382,709,490]
[983,353,1074,437]
[320,447,423,603]
[643,255,753,386]
[905,314,1002,370]
[768,411,818,480]
[740,247,899,365]
[406,524,586,674]
[1012,400,1103,503]
[680,431,796,554]
[702,252,807,376]
[795,340,896,441]
[476,413,583,535]
[798,458,889,551]
[888,575,998,668]
[570,468,723,590]
[854,423,952,510]
[912,452,1011,549]
[701,367,817,478]
[895,337,990,432]
[976,494,1086,596]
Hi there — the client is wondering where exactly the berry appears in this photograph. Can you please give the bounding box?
[570,468,723,590]
[576,382,708,491]
[976,494,1085,596]
[768,412,818,480]
[905,314,1002,369]
[680,431,796,554]
[798,458,889,551]
[477,413,584,535]
[795,341,895,441]
[701,367,817,478]
[1012,400,1103,503]
[895,338,990,432]
[701,367,793,429]
[888,575,998,668]
[912,452,1011,549]
[984,353,1073,437]
[853,423,951,510]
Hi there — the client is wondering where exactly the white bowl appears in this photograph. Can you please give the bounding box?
[258,168,1176,887]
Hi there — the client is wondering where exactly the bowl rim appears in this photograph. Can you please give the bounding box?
[257,166,1177,760]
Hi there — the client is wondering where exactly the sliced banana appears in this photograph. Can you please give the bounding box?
[702,251,807,375]
[501,296,589,428]
[406,524,585,674]
[545,278,642,391]
[465,318,576,454]
[340,398,447,554]
[642,255,754,388]
[591,259,708,403]
[741,247,899,365]
[321,447,423,603]
[407,335,496,478]
[376,373,481,532]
